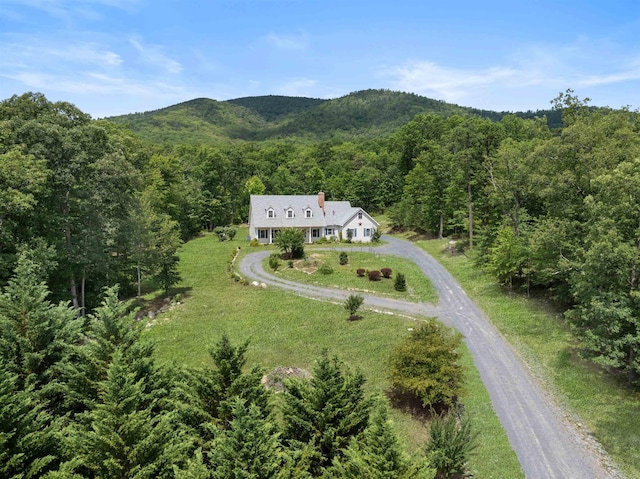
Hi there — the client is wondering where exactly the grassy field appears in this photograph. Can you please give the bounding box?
[417,238,640,478]
[269,249,438,303]
[143,231,522,478]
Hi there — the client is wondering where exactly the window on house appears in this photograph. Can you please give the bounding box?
[258,229,269,239]
[325,228,334,236]
[267,209,275,218]
[311,228,320,238]
[286,209,294,218]
[353,228,357,237]
[364,228,371,237]
[358,212,363,220]
[305,209,312,218]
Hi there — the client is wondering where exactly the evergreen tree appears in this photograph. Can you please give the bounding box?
[211,398,284,479]
[62,286,156,413]
[0,251,82,409]
[0,363,60,479]
[388,323,464,410]
[281,350,372,476]
[326,398,434,479]
[60,350,187,478]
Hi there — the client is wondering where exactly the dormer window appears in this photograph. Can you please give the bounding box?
[286,208,295,219]
[267,208,275,218]
[305,209,313,218]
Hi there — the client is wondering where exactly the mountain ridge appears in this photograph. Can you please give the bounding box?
[108,89,561,144]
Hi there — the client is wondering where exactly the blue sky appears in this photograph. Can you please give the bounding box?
[1,0,639,118]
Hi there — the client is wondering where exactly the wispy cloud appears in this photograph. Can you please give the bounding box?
[265,32,308,51]
[381,39,640,107]
[1,0,140,18]
[129,36,182,74]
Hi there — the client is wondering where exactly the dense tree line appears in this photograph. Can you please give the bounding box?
[0,93,184,310]
[391,92,640,386]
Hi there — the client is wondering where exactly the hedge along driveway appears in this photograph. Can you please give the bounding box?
[239,235,618,479]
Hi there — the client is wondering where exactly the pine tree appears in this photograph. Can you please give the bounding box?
[61,350,187,478]
[0,363,60,478]
[62,286,157,414]
[281,350,372,475]
[211,398,284,479]
[326,399,435,479]
[0,251,82,410]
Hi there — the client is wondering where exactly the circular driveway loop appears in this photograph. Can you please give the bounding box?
[239,235,620,479]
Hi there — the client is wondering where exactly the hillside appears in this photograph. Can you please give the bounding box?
[108,89,560,144]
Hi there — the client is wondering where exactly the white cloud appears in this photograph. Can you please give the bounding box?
[129,37,182,74]
[265,32,308,51]
[381,39,640,109]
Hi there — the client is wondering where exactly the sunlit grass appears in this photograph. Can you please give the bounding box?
[143,230,522,477]
[418,238,640,478]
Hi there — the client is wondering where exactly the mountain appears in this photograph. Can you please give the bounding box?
[108,89,560,144]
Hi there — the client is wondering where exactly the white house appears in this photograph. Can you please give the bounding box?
[248,192,379,244]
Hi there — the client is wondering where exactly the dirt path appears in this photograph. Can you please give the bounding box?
[238,236,620,479]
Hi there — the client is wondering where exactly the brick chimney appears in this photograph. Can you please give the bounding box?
[318,191,325,215]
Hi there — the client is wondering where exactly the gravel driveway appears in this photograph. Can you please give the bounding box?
[238,235,620,479]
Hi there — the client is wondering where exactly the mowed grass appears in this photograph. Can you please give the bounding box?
[417,238,640,478]
[143,231,522,478]
[269,250,438,303]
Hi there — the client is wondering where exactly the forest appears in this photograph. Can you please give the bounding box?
[0,89,639,476]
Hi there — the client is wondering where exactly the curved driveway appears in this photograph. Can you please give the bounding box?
[239,235,618,479]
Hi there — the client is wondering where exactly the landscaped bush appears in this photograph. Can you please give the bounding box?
[394,272,407,292]
[368,270,381,281]
[318,263,333,275]
[268,253,281,271]
[372,228,382,243]
[224,226,237,241]
[288,260,294,268]
[426,412,478,478]
[356,268,366,277]
[344,294,364,320]
[381,267,392,278]
[339,252,348,265]
[249,238,259,247]
[388,322,464,410]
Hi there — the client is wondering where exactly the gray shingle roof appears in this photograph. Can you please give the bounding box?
[249,195,362,229]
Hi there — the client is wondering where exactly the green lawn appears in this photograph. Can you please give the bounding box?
[417,238,640,478]
[269,250,438,303]
[143,231,522,477]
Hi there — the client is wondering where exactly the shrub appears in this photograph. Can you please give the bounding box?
[356,268,366,277]
[394,272,407,292]
[346,229,353,243]
[268,253,281,271]
[318,263,333,275]
[224,226,237,241]
[388,322,464,410]
[288,260,294,268]
[315,237,329,244]
[275,228,305,259]
[426,412,478,478]
[249,238,259,247]
[368,270,381,281]
[344,294,364,319]
[380,267,392,278]
[372,228,382,243]
[214,226,226,241]
[339,251,348,265]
